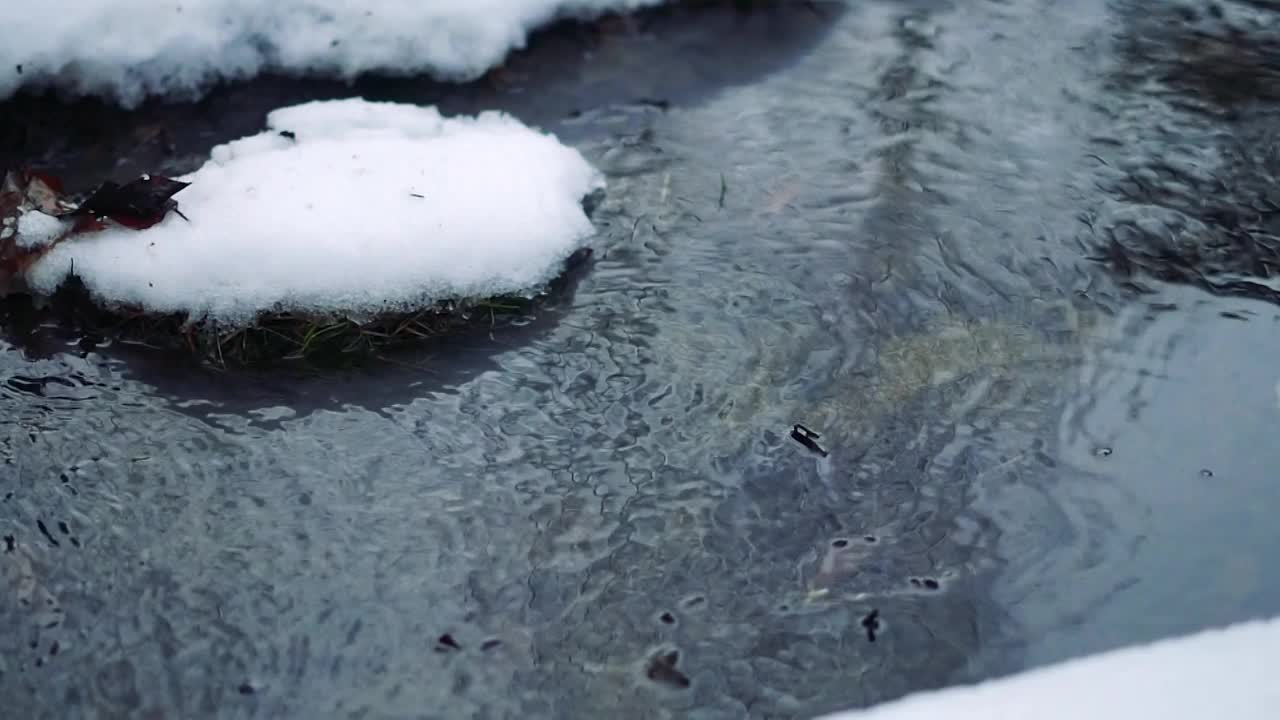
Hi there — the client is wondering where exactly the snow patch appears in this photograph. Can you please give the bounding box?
[817,616,1280,720]
[2,0,665,106]
[26,98,604,326]
[15,211,70,249]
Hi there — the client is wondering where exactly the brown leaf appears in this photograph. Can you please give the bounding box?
[0,170,77,295]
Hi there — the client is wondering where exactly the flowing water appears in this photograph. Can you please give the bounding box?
[4,1,1280,718]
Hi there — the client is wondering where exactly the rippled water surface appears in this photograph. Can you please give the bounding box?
[4,1,1280,717]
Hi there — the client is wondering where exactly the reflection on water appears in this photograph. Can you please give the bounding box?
[3,0,1280,718]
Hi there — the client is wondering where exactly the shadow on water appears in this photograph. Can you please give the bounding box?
[0,252,595,423]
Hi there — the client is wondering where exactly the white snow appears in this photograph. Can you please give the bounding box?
[25,98,604,325]
[2,0,665,106]
[15,210,70,250]
[817,616,1280,720]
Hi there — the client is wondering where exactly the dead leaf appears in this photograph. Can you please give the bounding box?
[1,170,193,296]
[24,173,65,215]
[75,175,190,229]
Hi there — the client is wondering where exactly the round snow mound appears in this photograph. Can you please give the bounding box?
[27,98,605,327]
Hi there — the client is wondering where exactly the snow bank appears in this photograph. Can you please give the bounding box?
[2,0,665,106]
[817,616,1280,720]
[25,98,604,325]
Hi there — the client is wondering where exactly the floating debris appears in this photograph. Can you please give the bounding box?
[909,577,941,591]
[35,520,59,548]
[680,594,706,610]
[861,609,881,642]
[791,423,829,457]
[645,648,691,689]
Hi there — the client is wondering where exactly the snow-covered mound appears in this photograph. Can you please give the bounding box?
[25,98,604,325]
[817,616,1280,720]
[2,0,665,106]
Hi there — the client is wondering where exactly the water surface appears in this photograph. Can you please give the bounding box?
[4,1,1280,717]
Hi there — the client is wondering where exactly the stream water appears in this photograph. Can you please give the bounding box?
[3,1,1280,718]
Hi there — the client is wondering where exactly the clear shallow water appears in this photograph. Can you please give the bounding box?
[3,1,1280,717]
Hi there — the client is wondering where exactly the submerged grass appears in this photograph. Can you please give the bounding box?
[12,248,592,369]
[205,297,537,367]
[34,281,536,367]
